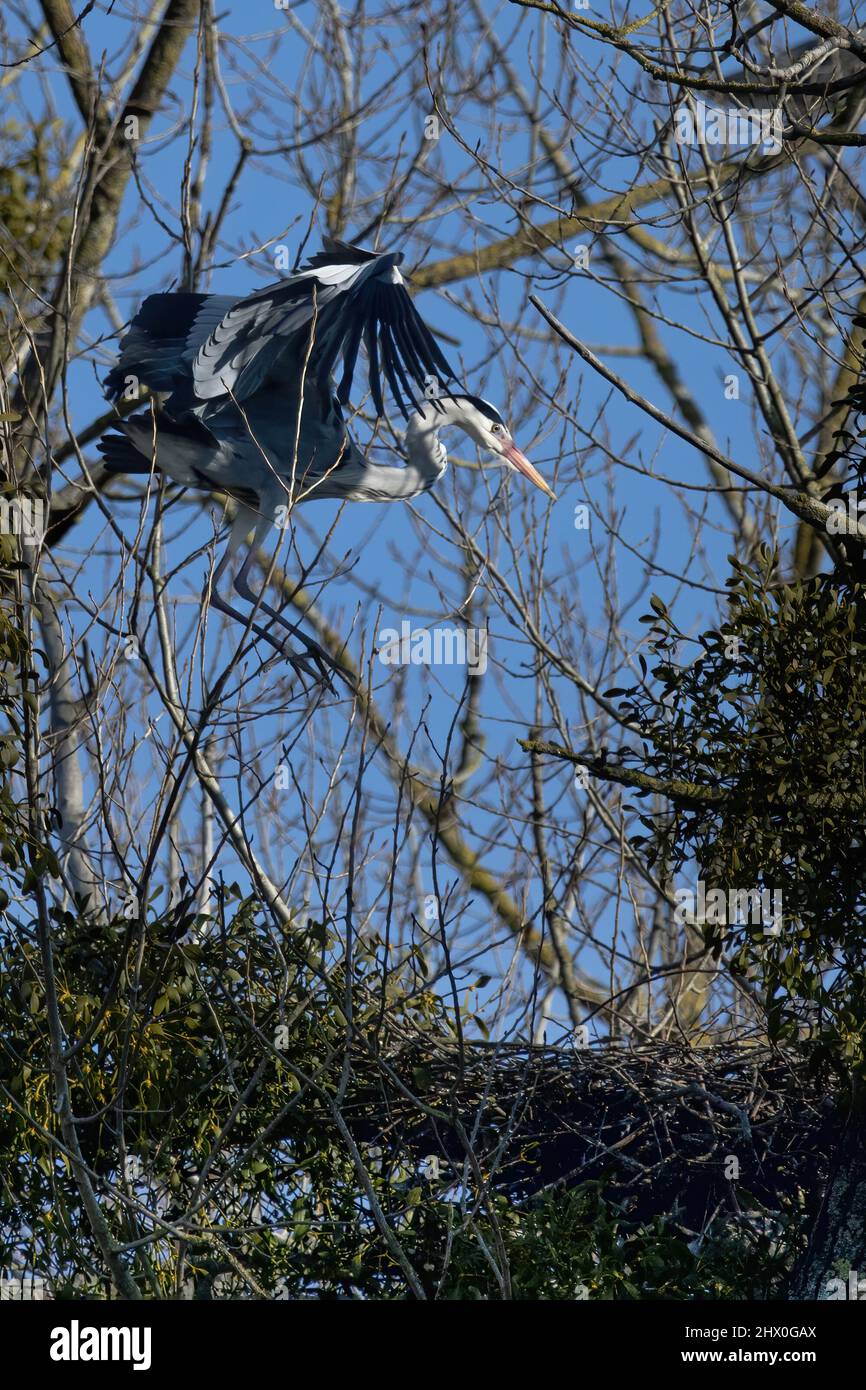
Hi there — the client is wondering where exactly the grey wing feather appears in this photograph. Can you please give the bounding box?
[104,292,238,399]
[184,258,379,408]
[103,240,458,428]
[182,244,457,417]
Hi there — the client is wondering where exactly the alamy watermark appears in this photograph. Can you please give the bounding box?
[1,1270,48,1300]
[825,1268,866,1300]
[378,621,488,674]
[675,99,783,155]
[50,1321,152,1370]
[824,492,866,536]
[674,880,782,935]
[0,495,45,546]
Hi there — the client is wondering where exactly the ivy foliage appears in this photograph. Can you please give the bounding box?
[606,547,866,1063]
[0,895,793,1299]
[0,117,73,318]
[0,553,803,1300]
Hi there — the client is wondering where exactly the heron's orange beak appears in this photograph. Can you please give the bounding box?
[502,441,556,500]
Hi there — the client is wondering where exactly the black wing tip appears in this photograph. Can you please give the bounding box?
[97,428,150,475]
[303,237,403,273]
[133,291,209,337]
[103,367,126,401]
[335,274,457,418]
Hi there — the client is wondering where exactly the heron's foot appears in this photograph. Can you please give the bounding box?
[280,632,352,692]
[287,647,337,691]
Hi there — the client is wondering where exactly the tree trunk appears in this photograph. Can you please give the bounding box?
[787,1093,866,1300]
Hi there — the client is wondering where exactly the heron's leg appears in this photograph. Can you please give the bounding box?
[201,508,331,685]
[205,509,347,686]
[231,524,351,681]
[207,585,329,684]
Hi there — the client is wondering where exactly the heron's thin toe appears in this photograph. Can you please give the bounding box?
[289,650,335,691]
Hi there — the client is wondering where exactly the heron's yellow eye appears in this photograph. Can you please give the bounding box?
[490,423,504,435]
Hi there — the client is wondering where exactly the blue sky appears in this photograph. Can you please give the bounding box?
[6,0,839,1036]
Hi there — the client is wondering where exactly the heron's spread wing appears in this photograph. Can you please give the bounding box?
[98,382,359,498]
[104,293,239,400]
[105,239,456,420]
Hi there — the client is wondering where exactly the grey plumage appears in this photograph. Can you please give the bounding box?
[737,34,866,136]
[99,238,552,685]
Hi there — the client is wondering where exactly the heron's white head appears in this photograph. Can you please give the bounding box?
[422,394,555,500]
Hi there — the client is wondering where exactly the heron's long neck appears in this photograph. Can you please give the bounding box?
[399,407,448,495]
[332,405,451,502]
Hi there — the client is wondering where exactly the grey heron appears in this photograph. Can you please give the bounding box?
[99,239,553,683]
